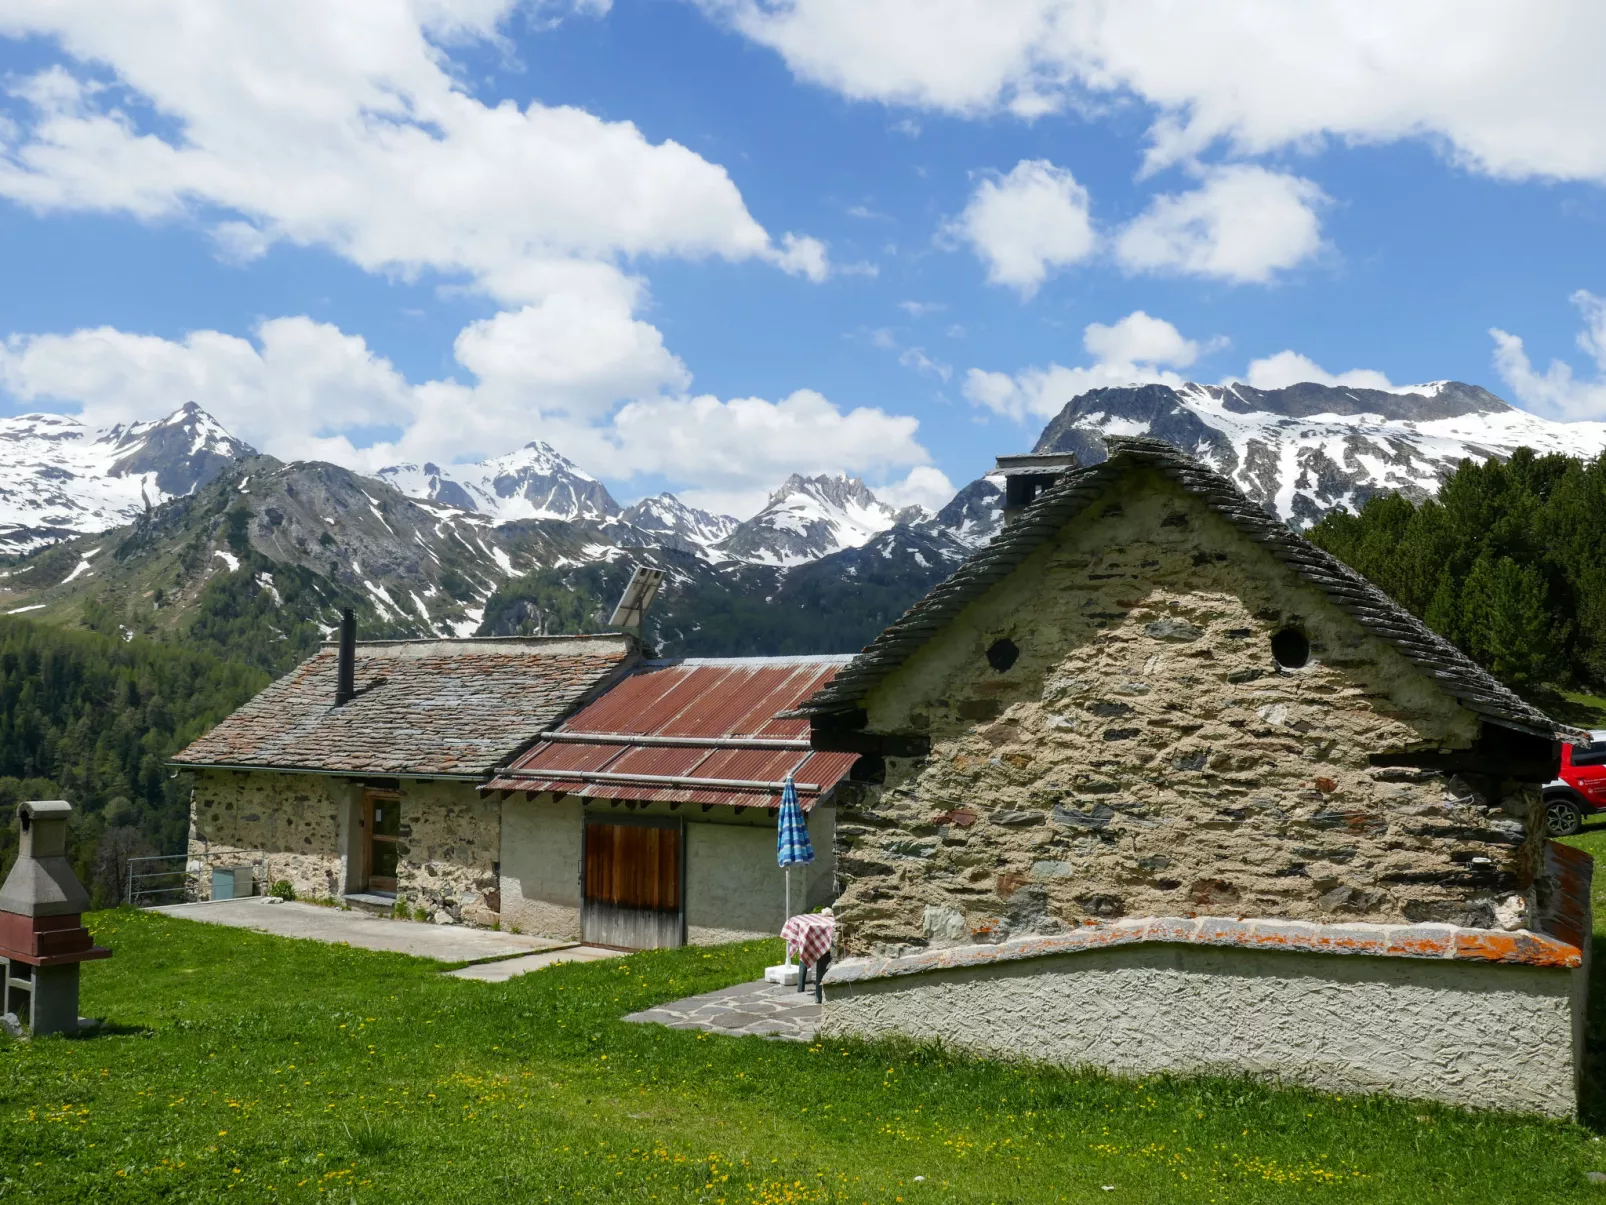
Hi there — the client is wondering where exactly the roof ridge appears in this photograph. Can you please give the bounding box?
[804,438,1561,738]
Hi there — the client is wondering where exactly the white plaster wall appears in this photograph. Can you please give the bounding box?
[824,945,1579,1118]
[686,806,837,944]
[500,794,582,940]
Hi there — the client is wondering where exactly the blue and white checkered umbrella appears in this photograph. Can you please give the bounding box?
[776,772,814,869]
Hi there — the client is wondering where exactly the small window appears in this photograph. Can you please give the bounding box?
[1270,627,1310,669]
[1572,742,1606,767]
[986,638,1019,672]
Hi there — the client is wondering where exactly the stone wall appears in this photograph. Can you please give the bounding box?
[837,469,1541,955]
[395,780,500,925]
[188,769,349,901]
[823,941,1580,1118]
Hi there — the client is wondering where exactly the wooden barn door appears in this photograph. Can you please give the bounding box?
[582,815,684,949]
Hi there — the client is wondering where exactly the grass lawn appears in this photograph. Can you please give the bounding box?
[0,908,1604,1205]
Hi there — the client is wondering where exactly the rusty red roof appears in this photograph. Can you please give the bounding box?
[172,635,637,777]
[485,656,860,808]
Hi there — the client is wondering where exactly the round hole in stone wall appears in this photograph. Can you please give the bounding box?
[986,638,1020,672]
[1270,627,1310,669]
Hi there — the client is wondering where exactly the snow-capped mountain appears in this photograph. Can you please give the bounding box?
[0,402,252,555]
[376,442,620,524]
[712,474,922,566]
[1031,380,1606,526]
[616,493,740,554]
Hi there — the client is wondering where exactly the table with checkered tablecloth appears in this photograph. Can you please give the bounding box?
[781,913,835,968]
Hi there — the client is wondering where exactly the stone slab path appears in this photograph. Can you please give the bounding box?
[151,898,566,963]
[625,979,822,1042]
[447,945,622,981]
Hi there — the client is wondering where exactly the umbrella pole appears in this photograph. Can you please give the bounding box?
[783,866,792,966]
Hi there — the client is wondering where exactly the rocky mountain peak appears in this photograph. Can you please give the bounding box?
[375,441,619,524]
[1032,379,1606,527]
[714,472,904,566]
[0,402,253,556]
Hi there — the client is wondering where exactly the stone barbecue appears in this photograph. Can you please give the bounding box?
[0,800,111,1036]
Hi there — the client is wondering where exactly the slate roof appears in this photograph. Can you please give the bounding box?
[804,436,1561,738]
[485,656,859,808]
[172,635,637,777]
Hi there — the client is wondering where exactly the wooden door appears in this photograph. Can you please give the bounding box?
[582,817,683,949]
[364,790,400,893]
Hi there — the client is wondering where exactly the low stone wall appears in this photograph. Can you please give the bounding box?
[823,915,1586,1118]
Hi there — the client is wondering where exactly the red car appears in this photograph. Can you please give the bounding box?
[1544,732,1606,836]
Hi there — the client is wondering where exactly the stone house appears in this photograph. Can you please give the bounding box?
[804,436,1592,1117]
[175,627,854,944]
[174,629,638,923]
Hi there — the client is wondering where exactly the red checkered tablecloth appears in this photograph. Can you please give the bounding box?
[782,914,835,968]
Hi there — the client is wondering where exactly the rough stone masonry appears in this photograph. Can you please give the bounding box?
[832,468,1544,956]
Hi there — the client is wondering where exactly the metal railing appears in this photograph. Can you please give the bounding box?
[126,850,268,908]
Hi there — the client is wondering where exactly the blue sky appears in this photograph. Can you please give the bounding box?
[3,2,1606,517]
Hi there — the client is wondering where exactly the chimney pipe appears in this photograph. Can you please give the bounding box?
[335,608,356,706]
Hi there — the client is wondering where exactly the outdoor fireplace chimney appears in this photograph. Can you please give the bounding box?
[334,608,357,707]
[995,452,1079,526]
[0,800,111,1036]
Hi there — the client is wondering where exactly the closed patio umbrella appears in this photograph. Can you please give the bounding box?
[776,771,813,964]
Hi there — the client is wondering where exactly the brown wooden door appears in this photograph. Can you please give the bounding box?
[582,817,683,949]
[364,790,400,893]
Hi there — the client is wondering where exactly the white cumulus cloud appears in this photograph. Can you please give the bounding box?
[0,315,933,516]
[949,159,1095,295]
[1491,291,1606,422]
[1113,166,1325,284]
[962,310,1198,422]
[1235,350,1397,392]
[699,1,1606,184]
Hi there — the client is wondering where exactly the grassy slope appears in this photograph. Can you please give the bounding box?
[0,913,1602,1203]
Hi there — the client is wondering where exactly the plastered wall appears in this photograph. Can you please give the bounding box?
[497,795,838,944]
[500,793,583,939]
[823,944,1580,1118]
[837,470,1541,955]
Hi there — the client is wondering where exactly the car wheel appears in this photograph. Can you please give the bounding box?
[1545,796,1584,837]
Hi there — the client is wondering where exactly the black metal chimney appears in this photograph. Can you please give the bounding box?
[335,608,356,706]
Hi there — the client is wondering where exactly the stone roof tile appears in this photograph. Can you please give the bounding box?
[172,635,637,777]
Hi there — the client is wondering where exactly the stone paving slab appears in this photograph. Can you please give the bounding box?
[151,898,566,962]
[625,979,822,1042]
[447,945,623,981]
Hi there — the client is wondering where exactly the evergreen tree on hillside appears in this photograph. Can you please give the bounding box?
[0,618,267,901]
[1307,446,1606,701]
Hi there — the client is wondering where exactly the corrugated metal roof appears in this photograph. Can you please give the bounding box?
[485,657,859,808]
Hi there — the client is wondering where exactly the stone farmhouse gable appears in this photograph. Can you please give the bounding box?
[174,634,638,918]
[801,437,1592,1117]
[804,436,1571,951]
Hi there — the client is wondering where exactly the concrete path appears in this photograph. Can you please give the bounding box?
[151,898,566,963]
[625,979,821,1042]
[446,945,622,981]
